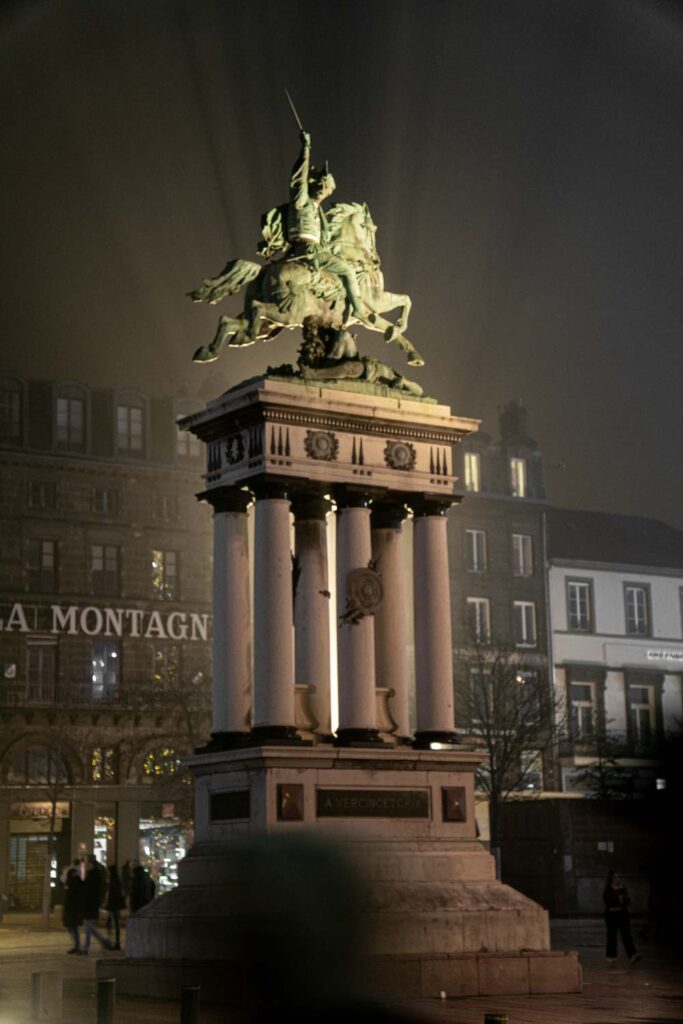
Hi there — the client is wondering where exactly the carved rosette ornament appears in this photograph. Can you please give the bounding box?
[304,429,339,461]
[384,440,416,471]
[341,567,383,625]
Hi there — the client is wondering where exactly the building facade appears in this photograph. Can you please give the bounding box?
[0,374,212,909]
[547,508,683,797]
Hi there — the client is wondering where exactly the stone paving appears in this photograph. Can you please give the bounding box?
[0,913,681,1024]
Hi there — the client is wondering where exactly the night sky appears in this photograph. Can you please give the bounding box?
[2,0,682,526]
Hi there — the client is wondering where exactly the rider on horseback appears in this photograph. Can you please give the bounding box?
[261,131,374,327]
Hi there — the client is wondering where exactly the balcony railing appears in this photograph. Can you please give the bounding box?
[0,679,210,711]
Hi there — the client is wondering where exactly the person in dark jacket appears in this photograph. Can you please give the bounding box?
[104,865,125,950]
[82,855,113,954]
[129,860,155,913]
[604,870,641,964]
[61,859,84,953]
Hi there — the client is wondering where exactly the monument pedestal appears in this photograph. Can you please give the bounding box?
[99,378,580,1002]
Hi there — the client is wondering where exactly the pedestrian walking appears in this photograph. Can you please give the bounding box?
[604,870,641,965]
[82,855,113,954]
[105,864,125,950]
[61,859,84,954]
[129,860,155,913]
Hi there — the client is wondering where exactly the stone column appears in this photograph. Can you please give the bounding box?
[372,501,411,741]
[293,494,333,738]
[413,500,458,746]
[335,490,382,745]
[115,799,141,868]
[252,484,299,741]
[202,486,252,747]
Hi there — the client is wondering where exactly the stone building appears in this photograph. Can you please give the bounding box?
[0,373,212,910]
[449,400,552,796]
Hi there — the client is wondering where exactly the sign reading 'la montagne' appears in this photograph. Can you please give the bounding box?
[0,602,211,641]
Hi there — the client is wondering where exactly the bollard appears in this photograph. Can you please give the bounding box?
[484,1014,509,1024]
[180,986,201,1024]
[31,971,63,1022]
[97,977,116,1024]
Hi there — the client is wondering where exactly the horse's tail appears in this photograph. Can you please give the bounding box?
[188,259,261,305]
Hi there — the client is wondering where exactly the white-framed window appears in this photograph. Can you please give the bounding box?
[26,539,57,592]
[151,549,178,601]
[28,481,56,509]
[116,395,146,454]
[570,681,596,739]
[55,385,86,451]
[91,544,119,596]
[466,596,491,643]
[464,452,481,493]
[628,684,655,745]
[512,533,533,576]
[91,640,119,701]
[465,529,487,572]
[92,488,119,515]
[510,457,527,497]
[513,601,537,646]
[567,580,593,632]
[176,420,201,459]
[26,641,57,703]
[624,584,650,637]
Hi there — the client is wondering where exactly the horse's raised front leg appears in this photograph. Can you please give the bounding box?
[381,293,412,338]
[193,314,249,363]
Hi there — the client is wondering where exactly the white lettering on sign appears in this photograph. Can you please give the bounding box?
[1,603,211,641]
[647,649,683,662]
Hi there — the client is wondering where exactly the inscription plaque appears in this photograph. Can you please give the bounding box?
[442,786,467,822]
[316,789,429,818]
[210,790,250,821]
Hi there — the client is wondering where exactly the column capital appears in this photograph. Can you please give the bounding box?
[334,485,372,509]
[372,500,409,530]
[411,496,457,518]
[291,493,332,522]
[198,485,251,514]
[252,479,289,501]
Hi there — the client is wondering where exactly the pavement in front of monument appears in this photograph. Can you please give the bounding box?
[0,913,681,1024]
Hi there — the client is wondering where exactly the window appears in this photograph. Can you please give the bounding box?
[628,685,655,745]
[176,419,201,459]
[154,494,178,522]
[55,386,86,451]
[510,458,527,497]
[91,747,117,783]
[0,376,22,442]
[570,682,596,739]
[10,745,67,785]
[518,749,543,791]
[142,747,181,780]
[464,452,481,493]
[92,488,119,515]
[516,670,541,724]
[465,529,487,572]
[116,397,145,454]
[26,539,57,592]
[512,533,533,576]
[26,642,57,702]
[513,601,537,647]
[567,580,593,632]
[28,482,56,509]
[152,644,180,687]
[90,640,119,701]
[466,596,491,643]
[624,584,650,637]
[151,549,178,600]
[91,544,120,596]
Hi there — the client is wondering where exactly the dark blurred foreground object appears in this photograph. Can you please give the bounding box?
[603,870,641,965]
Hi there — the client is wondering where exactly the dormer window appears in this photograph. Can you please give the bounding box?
[464,452,481,493]
[116,391,146,456]
[0,376,23,443]
[510,457,527,497]
[55,383,86,452]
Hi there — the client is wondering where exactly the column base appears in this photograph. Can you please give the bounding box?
[249,726,312,747]
[334,728,391,748]
[197,732,251,753]
[413,731,460,749]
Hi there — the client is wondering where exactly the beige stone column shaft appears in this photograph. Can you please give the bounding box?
[372,502,411,741]
[201,486,252,746]
[335,492,381,744]
[252,487,298,740]
[413,502,457,745]
[293,495,332,737]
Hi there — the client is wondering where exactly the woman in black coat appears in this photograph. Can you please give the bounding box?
[62,860,84,953]
[604,870,641,964]
[105,865,126,950]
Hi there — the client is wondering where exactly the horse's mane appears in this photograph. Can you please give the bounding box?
[326,201,368,242]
